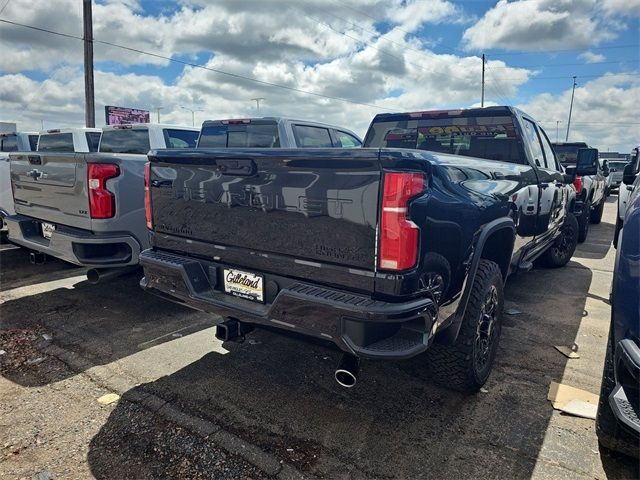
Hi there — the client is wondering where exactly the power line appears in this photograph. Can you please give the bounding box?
[0,18,400,112]
[486,71,638,82]
[488,60,631,69]
[485,44,639,57]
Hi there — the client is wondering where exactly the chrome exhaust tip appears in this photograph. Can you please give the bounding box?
[335,354,359,388]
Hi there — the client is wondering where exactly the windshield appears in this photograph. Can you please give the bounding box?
[364,114,524,164]
[198,122,279,148]
[606,161,628,171]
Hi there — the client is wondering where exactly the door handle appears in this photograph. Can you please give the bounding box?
[540,182,549,189]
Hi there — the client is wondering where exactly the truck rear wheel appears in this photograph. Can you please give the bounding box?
[538,213,578,268]
[590,198,605,224]
[426,259,504,393]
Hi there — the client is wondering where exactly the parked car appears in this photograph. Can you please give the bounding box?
[605,159,628,193]
[139,106,583,392]
[614,146,640,247]
[0,131,38,231]
[6,124,196,281]
[596,159,640,459]
[196,117,362,148]
[552,141,608,242]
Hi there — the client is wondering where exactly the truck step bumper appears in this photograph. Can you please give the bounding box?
[140,249,438,360]
[609,339,640,435]
[6,214,141,268]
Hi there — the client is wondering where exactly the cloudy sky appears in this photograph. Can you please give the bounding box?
[0,0,638,152]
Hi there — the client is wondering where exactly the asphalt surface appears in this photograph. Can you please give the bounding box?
[1,196,638,479]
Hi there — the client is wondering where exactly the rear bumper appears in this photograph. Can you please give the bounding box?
[6,214,141,268]
[139,249,438,360]
[609,339,640,435]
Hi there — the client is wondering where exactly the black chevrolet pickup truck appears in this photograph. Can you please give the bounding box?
[139,107,595,392]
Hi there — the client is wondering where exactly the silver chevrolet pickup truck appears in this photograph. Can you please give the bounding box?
[7,124,198,281]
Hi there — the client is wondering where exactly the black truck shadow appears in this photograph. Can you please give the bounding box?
[87,260,635,479]
[0,272,213,388]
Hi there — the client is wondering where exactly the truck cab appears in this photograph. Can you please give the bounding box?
[197,117,362,148]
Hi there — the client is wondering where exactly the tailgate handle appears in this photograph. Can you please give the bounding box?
[216,159,256,176]
[28,155,42,165]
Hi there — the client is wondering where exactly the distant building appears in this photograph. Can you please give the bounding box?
[599,151,630,162]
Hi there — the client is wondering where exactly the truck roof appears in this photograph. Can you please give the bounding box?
[101,123,199,132]
[369,106,519,122]
[201,116,358,132]
[0,131,37,136]
[38,127,101,135]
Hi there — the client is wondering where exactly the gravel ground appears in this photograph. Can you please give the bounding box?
[0,197,638,479]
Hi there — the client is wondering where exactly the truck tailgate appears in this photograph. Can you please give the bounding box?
[149,148,382,278]
[10,152,91,229]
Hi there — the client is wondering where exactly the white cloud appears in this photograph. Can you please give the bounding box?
[579,51,607,63]
[517,73,640,151]
[462,0,624,51]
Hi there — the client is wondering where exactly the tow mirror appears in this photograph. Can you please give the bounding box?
[563,173,575,184]
[622,163,638,185]
[575,148,598,176]
[601,160,610,177]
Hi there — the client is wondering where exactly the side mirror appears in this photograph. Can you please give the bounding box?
[575,148,598,176]
[601,160,609,177]
[623,163,638,185]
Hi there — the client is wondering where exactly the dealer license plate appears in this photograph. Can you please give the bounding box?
[223,268,264,302]
[41,222,55,239]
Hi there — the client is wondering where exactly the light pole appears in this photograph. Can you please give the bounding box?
[181,106,203,127]
[566,76,577,142]
[251,97,265,113]
[153,106,164,123]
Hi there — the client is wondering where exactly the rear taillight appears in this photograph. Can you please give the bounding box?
[144,162,153,229]
[88,163,119,219]
[573,175,583,194]
[378,171,425,271]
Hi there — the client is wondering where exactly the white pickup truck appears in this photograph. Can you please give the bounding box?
[614,145,640,246]
[7,123,198,280]
[1,131,38,230]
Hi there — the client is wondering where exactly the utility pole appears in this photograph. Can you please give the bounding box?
[83,0,95,128]
[565,76,577,142]
[251,97,265,113]
[481,54,485,108]
[154,107,164,123]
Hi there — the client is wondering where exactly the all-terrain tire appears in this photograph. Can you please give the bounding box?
[426,259,504,394]
[590,198,605,224]
[596,327,639,459]
[577,200,591,243]
[538,213,579,268]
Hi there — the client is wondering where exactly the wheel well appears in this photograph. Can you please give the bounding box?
[479,228,515,280]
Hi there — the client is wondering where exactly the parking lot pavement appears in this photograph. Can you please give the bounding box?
[1,196,637,479]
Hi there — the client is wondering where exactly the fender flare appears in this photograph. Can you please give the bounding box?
[435,217,515,345]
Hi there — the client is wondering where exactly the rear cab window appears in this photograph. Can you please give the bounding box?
[163,129,199,148]
[551,142,588,167]
[198,120,280,148]
[0,134,18,152]
[293,125,333,147]
[364,110,526,164]
[99,128,151,154]
[37,133,74,152]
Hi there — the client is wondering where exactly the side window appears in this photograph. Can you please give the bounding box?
[293,125,333,148]
[521,119,545,168]
[334,131,362,148]
[163,129,199,148]
[85,132,101,152]
[28,135,39,151]
[0,135,18,152]
[538,127,560,171]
